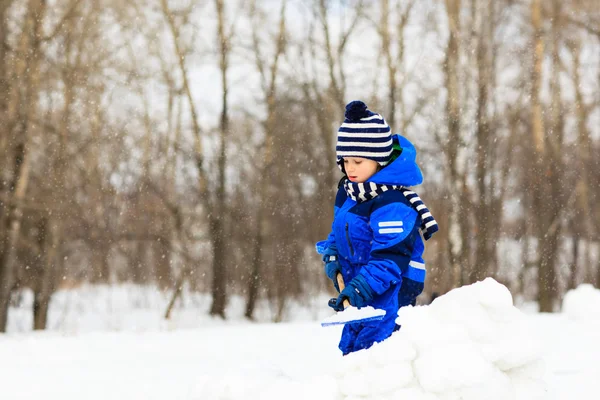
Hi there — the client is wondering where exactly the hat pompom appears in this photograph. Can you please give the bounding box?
[345,101,369,121]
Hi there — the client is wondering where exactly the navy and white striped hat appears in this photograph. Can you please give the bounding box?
[336,100,393,166]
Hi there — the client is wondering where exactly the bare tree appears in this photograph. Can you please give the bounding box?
[0,0,14,151]
[31,0,89,329]
[0,0,47,332]
[317,0,364,111]
[469,0,497,283]
[443,0,466,288]
[527,0,560,311]
[244,0,287,319]
[160,0,232,318]
[565,4,598,288]
[294,0,368,258]
[208,0,235,317]
[377,0,416,128]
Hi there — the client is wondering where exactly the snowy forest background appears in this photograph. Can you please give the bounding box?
[0,0,599,332]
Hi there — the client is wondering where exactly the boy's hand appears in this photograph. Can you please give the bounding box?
[322,247,342,292]
[328,275,375,311]
[323,255,342,292]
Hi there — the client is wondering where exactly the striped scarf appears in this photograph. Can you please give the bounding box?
[343,180,439,241]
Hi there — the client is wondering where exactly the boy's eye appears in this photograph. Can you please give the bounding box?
[355,161,362,164]
[343,159,349,163]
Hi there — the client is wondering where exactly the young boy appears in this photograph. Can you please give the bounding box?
[316,100,437,355]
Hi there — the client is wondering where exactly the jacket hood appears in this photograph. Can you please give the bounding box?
[367,134,423,187]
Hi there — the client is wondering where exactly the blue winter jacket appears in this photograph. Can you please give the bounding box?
[316,135,426,354]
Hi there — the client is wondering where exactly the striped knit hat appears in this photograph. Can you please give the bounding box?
[336,100,393,166]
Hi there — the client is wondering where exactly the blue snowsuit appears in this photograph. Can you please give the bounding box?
[316,135,426,354]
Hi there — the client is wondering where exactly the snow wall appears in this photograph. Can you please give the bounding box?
[332,277,546,400]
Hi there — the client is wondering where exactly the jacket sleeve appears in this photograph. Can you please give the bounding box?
[315,185,348,255]
[358,201,419,295]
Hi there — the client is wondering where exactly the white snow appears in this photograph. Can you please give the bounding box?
[1,279,600,399]
[334,278,545,400]
[321,305,386,326]
[562,284,600,321]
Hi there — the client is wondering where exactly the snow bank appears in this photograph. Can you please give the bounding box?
[334,278,546,400]
[9,279,600,400]
[563,284,600,320]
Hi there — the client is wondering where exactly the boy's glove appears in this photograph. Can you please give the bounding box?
[322,248,342,292]
[329,275,375,311]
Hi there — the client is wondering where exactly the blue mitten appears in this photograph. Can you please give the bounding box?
[329,275,375,311]
[322,247,342,292]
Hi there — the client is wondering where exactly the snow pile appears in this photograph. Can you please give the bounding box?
[7,278,600,400]
[563,284,600,320]
[334,278,546,400]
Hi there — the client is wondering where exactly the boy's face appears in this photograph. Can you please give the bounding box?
[343,157,380,183]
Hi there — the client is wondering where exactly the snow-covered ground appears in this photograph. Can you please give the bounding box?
[1,280,599,400]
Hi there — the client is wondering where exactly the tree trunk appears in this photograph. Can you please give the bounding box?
[129,242,142,283]
[571,39,595,272]
[245,1,287,320]
[31,218,50,330]
[0,0,13,126]
[208,0,230,318]
[538,222,559,312]
[471,0,494,283]
[33,287,52,330]
[568,229,579,291]
[209,215,227,318]
[90,243,110,283]
[0,135,33,332]
[33,6,83,326]
[529,0,553,312]
[0,0,46,332]
[155,239,172,289]
[245,212,263,319]
[444,0,464,288]
[164,269,185,320]
[0,1,11,145]
[532,0,567,312]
